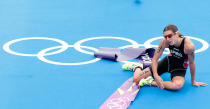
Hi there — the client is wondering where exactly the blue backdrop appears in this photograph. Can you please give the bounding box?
[0,0,210,109]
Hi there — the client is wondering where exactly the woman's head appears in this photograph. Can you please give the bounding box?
[163,24,179,33]
[163,24,183,46]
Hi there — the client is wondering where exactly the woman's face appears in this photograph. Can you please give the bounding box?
[164,30,177,46]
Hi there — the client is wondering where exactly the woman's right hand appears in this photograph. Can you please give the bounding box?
[155,76,164,89]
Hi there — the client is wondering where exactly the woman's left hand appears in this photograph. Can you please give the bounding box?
[192,81,208,87]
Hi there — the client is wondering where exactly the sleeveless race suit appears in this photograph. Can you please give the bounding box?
[149,37,189,79]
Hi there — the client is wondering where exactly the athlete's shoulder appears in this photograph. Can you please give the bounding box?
[184,37,195,54]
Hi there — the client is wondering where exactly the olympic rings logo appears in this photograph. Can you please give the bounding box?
[2,36,209,66]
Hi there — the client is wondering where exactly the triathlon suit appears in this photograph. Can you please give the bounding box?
[149,37,189,79]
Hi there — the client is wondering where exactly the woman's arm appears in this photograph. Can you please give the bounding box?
[152,38,168,89]
[185,38,207,87]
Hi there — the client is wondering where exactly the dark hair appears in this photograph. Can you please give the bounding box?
[163,24,183,37]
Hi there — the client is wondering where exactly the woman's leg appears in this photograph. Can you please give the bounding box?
[151,76,185,90]
[133,67,153,83]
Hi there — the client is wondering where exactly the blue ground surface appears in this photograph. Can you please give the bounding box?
[0,0,210,109]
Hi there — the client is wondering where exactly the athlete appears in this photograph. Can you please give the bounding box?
[122,24,207,90]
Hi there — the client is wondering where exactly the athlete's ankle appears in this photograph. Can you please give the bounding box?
[151,81,157,86]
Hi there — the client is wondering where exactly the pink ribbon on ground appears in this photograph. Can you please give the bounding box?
[100,77,140,109]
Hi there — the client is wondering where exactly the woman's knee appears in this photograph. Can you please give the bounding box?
[173,81,185,90]
[171,76,185,90]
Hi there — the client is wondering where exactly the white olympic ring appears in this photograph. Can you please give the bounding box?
[2,37,69,56]
[2,36,209,66]
[73,36,139,55]
[37,45,101,65]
